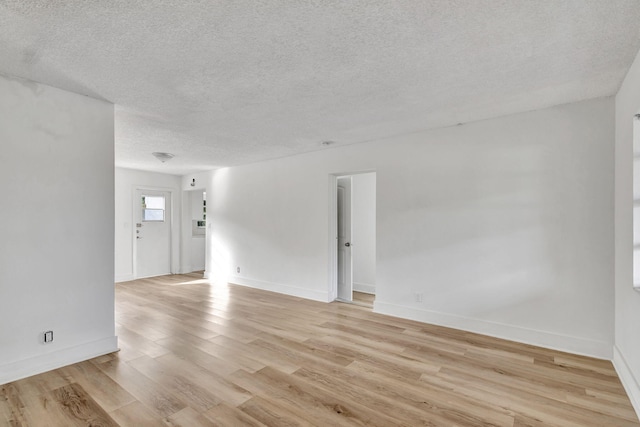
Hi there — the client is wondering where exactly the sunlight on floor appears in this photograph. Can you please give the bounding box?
[174,273,231,310]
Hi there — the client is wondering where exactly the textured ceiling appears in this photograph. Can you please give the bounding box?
[1,1,640,175]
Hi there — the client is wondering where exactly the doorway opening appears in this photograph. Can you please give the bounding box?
[330,172,376,308]
[186,189,206,273]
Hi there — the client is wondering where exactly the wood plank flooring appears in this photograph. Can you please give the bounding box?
[352,291,375,307]
[1,272,638,426]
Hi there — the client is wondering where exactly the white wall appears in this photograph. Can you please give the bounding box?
[375,98,614,359]
[0,73,117,384]
[115,168,182,282]
[205,97,614,358]
[352,173,376,294]
[614,46,640,416]
[206,161,332,300]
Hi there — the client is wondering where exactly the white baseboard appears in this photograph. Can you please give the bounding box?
[0,336,119,386]
[175,266,205,274]
[179,266,205,274]
[353,282,376,294]
[115,274,134,283]
[373,301,611,360]
[177,265,192,275]
[613,345,640,420]
[228,276,330,302]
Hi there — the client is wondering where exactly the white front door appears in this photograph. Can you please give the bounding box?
[337,177,353,301]
[135,189,171,278]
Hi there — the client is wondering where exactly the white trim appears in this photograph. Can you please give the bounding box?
[328,170,377,302]
[132,272,172,280]
[613,346,640,420]
[115,274,135,283]
[178,265,192,275]
[229,276,330,302]
[373,301,612,359]
[0,336,118,386]
[328,174,338,301]
[353,282,376,294]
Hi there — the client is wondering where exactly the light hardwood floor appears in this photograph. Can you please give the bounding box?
[1,272,638,426]
[352,291,375,307]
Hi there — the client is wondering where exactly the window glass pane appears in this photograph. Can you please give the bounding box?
[144,196,165,210]
[143,209,164,221]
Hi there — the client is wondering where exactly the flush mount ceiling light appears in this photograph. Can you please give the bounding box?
[152,152,174,163]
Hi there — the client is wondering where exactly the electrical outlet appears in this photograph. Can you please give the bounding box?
[44,330,53,343]
[415,293,423,303]
[237,266,240,274]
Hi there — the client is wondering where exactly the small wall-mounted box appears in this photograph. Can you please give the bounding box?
[44,330,53,343]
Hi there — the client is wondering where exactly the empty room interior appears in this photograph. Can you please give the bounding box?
[3,1,640,425]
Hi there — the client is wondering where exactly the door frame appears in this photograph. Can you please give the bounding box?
[132,185,177,279]
[336,176,353,302]
[183,188,207,274]
[328,171,376,301]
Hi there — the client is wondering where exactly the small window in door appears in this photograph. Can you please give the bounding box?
[142,195,165,222]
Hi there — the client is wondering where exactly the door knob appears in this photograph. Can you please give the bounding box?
[345,242,351,247]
